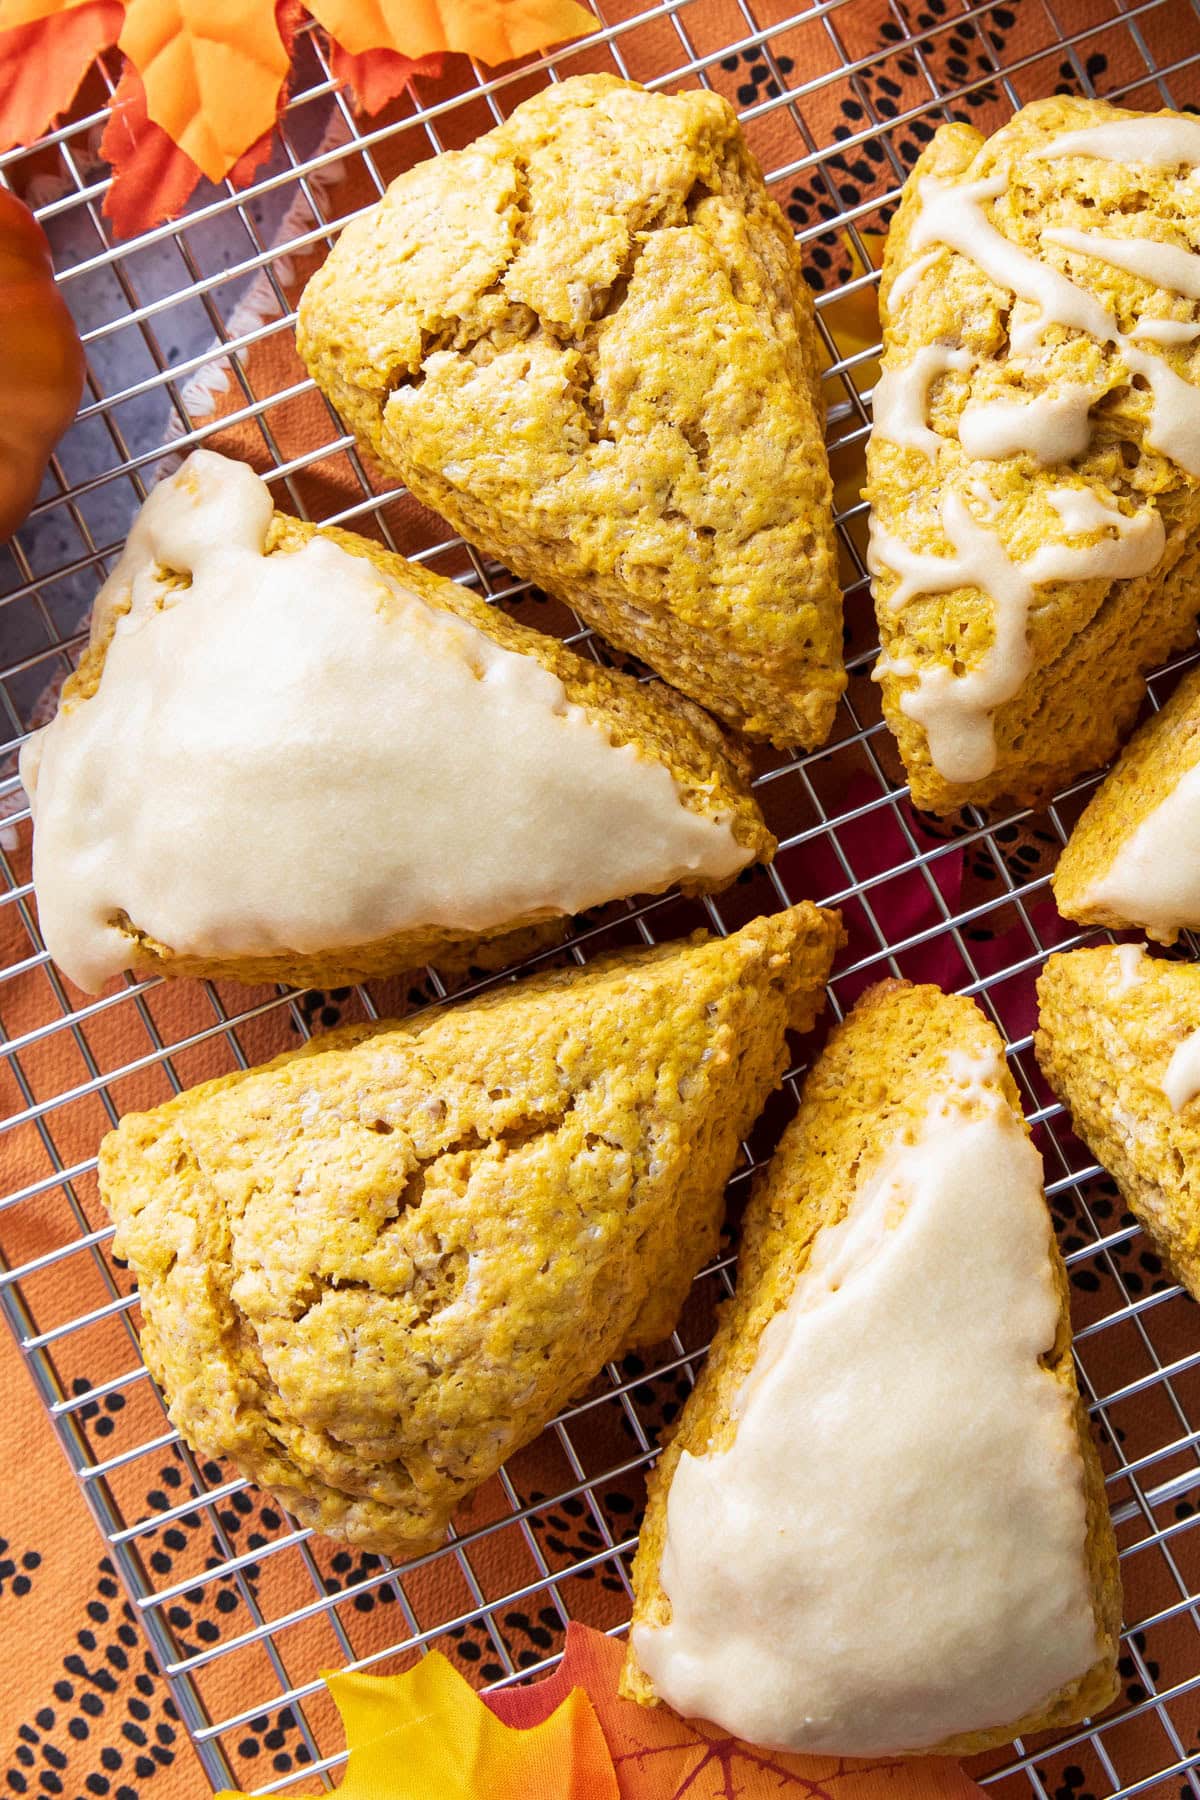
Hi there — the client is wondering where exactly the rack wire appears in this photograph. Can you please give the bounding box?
[3,0,1200,1793]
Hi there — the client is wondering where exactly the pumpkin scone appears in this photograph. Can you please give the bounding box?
[1037,945,1200,1297]
[1053,665,1200,943]
[624,980,1120,1756]
[20,449,774,994]
[297,74,844,748]
[867,97,1200,814]
[100,903,842,1558]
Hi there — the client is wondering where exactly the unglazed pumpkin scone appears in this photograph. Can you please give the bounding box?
[1036,945,1200,1298]
[866,97,1200,814]
[19,449,774,994]
[623,980,1120,1757]
[296,74,844,748]
[99,903,842,1557]
[1053,665,1200,943]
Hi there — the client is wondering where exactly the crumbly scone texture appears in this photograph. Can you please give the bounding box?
[1053,666,1200,942]
[100,904,842,1557]
[623,979,1121,1751]
[867,96,1200,814]
[297,74,844,748]
[1037,947,1200,1296]
[63,510,773,990]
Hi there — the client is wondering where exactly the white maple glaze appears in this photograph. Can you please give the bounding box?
[869,489,1164,781]
[871,345,972,455]
[1163,1029,1200,1112]
[1043,227,1200,303]
[907,173,1200,470]
[20,452,749,993]
[632,1053,1100,1756]
[910,175,1115,354]
[1034,116,1200,167]
[1129,318,1200,345]
[886,246,942,309]
[958,385,1095,463]
[1081,762,1200,939]
[1111,943,1148,993]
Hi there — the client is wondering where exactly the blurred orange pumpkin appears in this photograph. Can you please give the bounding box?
[0,187,85,541]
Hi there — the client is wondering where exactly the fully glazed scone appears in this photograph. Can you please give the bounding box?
[1037,945,1200,1297]
[1053,666,1200,942]
[624,980,1120,1756]
[20,449,774,993]
[866,98,1200,814]
[297,74,844,748]
[100,904,842,1557]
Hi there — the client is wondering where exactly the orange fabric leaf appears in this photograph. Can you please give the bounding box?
[0,0,121,154]
[118,0,290,183]
[329,41,443,115]
[99,60,205,237]
[101,0,301,236]
[490,1623,989,1799]
[215,1652,619,1800]
[308,0,596,65]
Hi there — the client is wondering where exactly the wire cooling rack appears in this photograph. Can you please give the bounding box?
[4,1,1200,1795]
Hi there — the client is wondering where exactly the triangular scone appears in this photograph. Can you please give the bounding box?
[20,450,774,994]
[297,75,844,748]
[1037,945,1200,1296]
[1054,666,1200,942]
[99,904,841,1557]
[624,980,1120,1757]
[866,97,1200,815]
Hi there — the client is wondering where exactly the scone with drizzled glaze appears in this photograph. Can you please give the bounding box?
[624,980,1120,1756]
[20,449,773,993]
[867,99,1200,814]
[298,74,844,748]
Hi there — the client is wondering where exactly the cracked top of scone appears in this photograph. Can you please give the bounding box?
[298,74,844,749]
[100,905,842,1557]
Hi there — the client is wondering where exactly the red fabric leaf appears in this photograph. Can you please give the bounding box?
[100,0,303,239]
[489,1624,988,1799]
[329,40,443,115]
[0,0,122,154]
[100,60,204,237]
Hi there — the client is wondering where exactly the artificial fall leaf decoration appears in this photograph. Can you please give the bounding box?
[215,1649,620,1800]
[330,43,445,117]
[213,1624,987,1800]
[117,0,294,182]
[307,0,594,65]
[493,1625,989,1800]
[97,0,305,238]
[0,0,596,236]
[0,0,122,156]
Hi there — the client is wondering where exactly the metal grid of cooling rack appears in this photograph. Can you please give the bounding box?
[4,0,1200,1794]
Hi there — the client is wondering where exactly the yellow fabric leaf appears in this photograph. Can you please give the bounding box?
[215,1653,619,1800]
[118,0,290,183]
[308,0,596,65]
